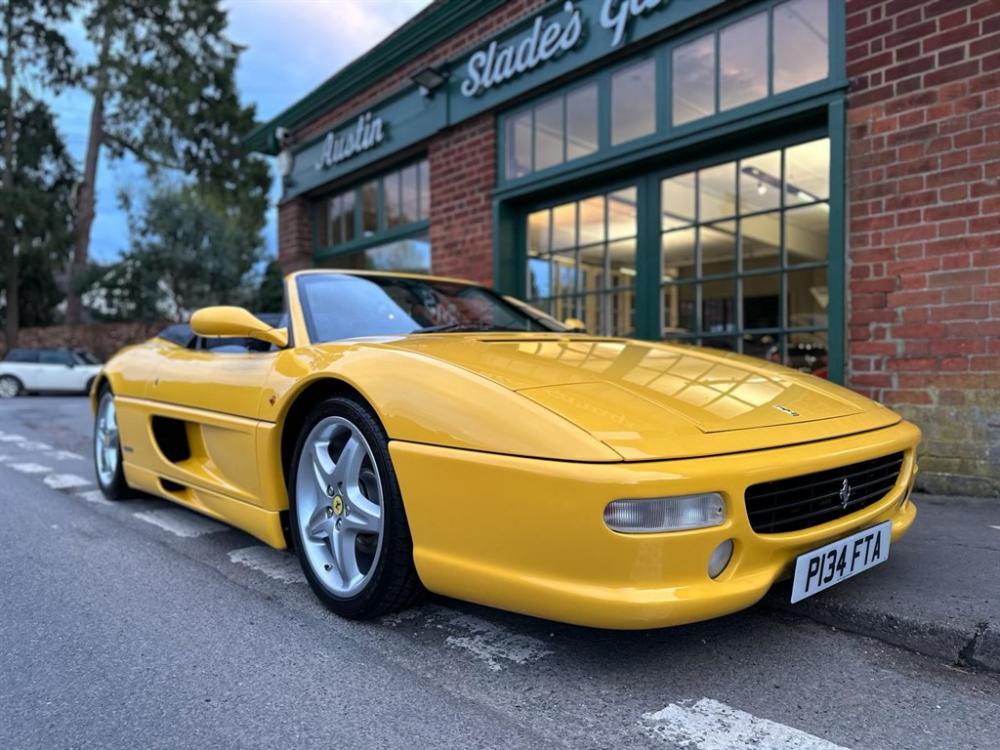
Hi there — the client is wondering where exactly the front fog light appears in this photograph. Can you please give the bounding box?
[708,539,734,579]
[603,493,725,533]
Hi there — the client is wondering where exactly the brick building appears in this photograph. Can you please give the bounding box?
[246,0,999,496]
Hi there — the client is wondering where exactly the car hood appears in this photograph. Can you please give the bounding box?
[385,334,899,460]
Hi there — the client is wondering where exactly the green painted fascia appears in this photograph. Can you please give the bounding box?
[244,0,509,154]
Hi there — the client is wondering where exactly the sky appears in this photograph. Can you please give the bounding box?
[51,0,433,263]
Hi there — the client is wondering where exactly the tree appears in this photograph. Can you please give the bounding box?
[256,259,285,313]
[0,0,76,347]
[80,182,265,322]
[67,0,270,323]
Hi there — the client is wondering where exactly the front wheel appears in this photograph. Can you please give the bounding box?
[289,396,422,619]
[94,387,130,500]
[0,375,22,399]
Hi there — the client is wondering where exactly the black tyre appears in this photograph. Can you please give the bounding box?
[93,385,130,500]
[0,375,22,399]
[288,395,423,619]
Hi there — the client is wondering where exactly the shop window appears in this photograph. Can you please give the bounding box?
[315,158,430,257]
[659,137,831,375]
[673,0,829,126]
[611,58,656,146]
[321,233,431,275]
[504,83,597,180]
[526,186,638,337]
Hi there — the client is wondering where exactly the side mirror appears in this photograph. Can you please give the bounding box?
[191,306,288,349]
[563,317,587,333]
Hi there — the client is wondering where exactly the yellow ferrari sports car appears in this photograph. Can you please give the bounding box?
[92,270,919,628]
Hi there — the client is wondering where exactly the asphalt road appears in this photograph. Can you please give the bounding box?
[1,397,997,750]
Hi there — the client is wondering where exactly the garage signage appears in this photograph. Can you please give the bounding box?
[315,112,387,170]
[459,0,675,98]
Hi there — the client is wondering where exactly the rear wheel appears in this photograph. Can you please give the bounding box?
[289,396,422,619]
[94,386,130,500]
[0,375,22,399]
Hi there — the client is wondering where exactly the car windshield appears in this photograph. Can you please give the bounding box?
[297,273,565,343]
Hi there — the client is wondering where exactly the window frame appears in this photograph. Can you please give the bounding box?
[312,156,430,264]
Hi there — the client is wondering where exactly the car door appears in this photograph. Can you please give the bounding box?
[36,349,77,390]
[1,349,42,389]
[141,334,278,504]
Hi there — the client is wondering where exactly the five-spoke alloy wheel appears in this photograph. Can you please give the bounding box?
[289,396,421,619]
[94,386,130,500]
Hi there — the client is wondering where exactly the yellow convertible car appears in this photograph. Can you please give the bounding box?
[92,270,919,628]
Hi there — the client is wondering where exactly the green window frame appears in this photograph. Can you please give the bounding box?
[313,157,430,262]
[497,0,839,188]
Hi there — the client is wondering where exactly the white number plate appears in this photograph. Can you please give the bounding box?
[790,521,892,604]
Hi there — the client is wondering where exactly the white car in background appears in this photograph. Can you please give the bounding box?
[0,348,103,398]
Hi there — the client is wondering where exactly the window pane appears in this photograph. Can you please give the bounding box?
[534,97,564,171]
[701,221,736,276]
[566,84,598,160]
[699,162,736,221]
[580,293,605,335]
[418,160,430,220]
[663,283,696,333]
[700,336,738,352]
[401,164,419,225]
[773,0,829,93]
[787,267,828,328]
[341,190,356,243]
[551,202,577,250]
[578,196,606,247]
[785,203,829,265]
[580,243,606,293]
[608,187,637,240]
[662,227,696,282]
[788,331,828,375]
[742,212,781,271]
[527,210,550,255]
[384,171,402,228]
[552,251,577,296]
[360,181,378,235]
[506,110,532,178]
[612,58,656,145]
[322,233,431,274]
[662,172,696,229]
[743,273,780,329]
[720,13,768,110]
[553,296,577,322]
[739,150,781,214]
[702,279,736,333]
[609,238,636,288]
[785,138,830,203]
[744,333,782,364]
[316,198,330,248]
[328,195,343,245]
[673,34,715,125]
[609,289,635,337]
[528,258,551,299]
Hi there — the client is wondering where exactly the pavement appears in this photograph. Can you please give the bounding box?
[1,396,998,750]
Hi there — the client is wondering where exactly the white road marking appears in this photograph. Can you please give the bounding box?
[77,490,113,507]
[44,450,85,461]
[384,605,553,671]
[990,525,1000,532]
[641,698,850,750]
[228,546,305,584]
[0,433,26,442]
[43,473,92,490]
[16,440,52,451]
[9,462,52,474]
[133,508,228,538]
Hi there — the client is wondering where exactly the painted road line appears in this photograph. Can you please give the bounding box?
[43,474,93,491]
[990,525,1000,531]
[384,605,553,671]
[641,698,850,750]
[134,508,228,538]
[77,490,113,507]
[228,546,306,584]
[17,440,52,451]
[0,433,26,442]
[9,462,52,474]
[44,450,85,461]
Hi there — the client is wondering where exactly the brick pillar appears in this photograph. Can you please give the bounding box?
[428,114,496,286]
[844,0,1000,496]
[278,198,313,274]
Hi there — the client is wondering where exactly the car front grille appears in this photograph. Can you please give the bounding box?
[745,452,905,534]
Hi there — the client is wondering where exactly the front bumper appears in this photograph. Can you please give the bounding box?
[389,420,920,629]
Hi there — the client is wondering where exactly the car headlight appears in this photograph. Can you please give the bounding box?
[603,493,726,533]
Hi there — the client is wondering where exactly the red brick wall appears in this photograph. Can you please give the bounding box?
[428,114,496,284]
[277,198,313,275]
[845,0,1000,496]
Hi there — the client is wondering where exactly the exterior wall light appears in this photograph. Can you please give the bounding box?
[412,65,449,97]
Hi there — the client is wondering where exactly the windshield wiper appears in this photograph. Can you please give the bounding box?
[410,323,525,334]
